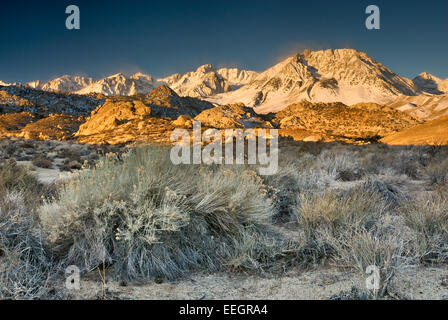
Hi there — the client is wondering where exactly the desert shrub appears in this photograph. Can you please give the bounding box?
[296,187,385,236]
[360,146,427,178]
[362,178,404,208]
[224,227,302,273]
[20,141,35,149]
[39,146,278,281]
[264,159,302,220]
[58,149,81,163]
[0,159,42,203]
[387,148,425,179]
[397,193,448,264]
[295,141,329,156]
[434,179,448,197]
[337,169,362,181]
[32,156,53,169]
[293,186,408,292]
[314,149,364,181]
[3,143,17,157]
[0,191,59,299]
[264,154,333,222]
[425,157,448,185]
[318,228,404,278]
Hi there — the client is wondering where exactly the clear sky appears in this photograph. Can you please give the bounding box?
[1,0,447,83]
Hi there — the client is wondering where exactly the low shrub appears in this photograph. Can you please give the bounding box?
[397,192,448,264]
[425,158,448,185]
[32,156,53,169]
[39,146,278,281]
[0,191,59,299]
[296,187,385,235]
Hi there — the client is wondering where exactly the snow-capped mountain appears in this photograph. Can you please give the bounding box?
[216,68,258,89]
[412,72,448,95]
[158,64,229,98]
[25,73,163,96]
[75,72,162,96]
[26,75,94,93]
[20,66,258,99]
[158,64,258,97]
[207,49,420,113]
[0,80,11,86]
[6,49,448,118]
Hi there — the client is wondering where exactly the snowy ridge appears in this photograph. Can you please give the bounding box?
[75,72,162,96]
[27,75,94,93]
[412,72,448,95]
[216,68,258,89]
[206,49,422,113]
[157,64,229,97]
[157,65,257,98]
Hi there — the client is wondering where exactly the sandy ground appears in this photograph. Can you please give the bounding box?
[71,266,447,300]
[17,160,70,184]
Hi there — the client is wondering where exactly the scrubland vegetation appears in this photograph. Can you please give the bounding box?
[0,141,447,299]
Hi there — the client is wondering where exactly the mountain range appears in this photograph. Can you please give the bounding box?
[2,48,448,121]
[207,49,448,115]
[21,66,258,98]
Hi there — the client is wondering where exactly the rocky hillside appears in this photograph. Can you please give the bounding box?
[0,112,35,137]
[273,100,420,141]
[76,85,215,144]
[387,94,448,120]
[195,103,270,128]
[208,49,420,113]
[0,85,102,116]
[381,116,448,145]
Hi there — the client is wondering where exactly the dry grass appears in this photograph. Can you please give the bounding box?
[1,141,447,299]
[397,192,448,264]
[296,187,385,234]
[426,157,448,185]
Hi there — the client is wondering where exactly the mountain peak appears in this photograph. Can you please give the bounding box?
[196,64,215,73]
[414,72,441,81]
[107,73,126,79]
[130,72,154,81]
[412,72,445,94]
[208,48,418,113]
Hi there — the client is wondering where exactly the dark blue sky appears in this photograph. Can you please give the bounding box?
[1,0,447,83]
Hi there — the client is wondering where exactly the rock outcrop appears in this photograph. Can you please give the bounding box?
[195,103,270,128]
[273,100,420,140]
[75,86,214,144]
